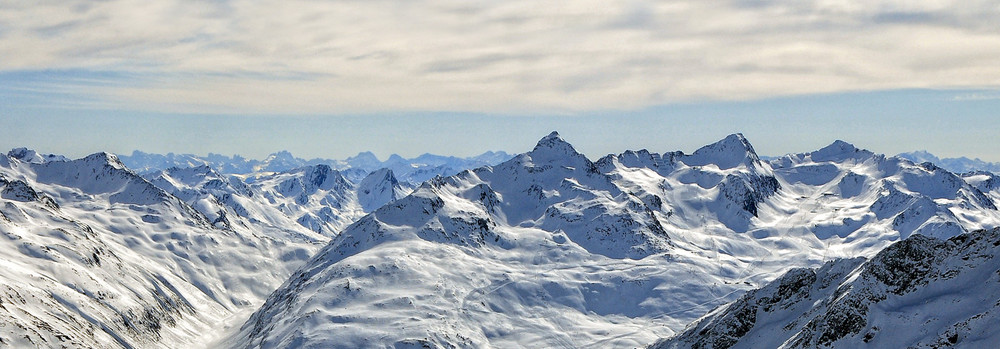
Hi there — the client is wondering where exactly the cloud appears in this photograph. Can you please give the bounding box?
[952,92,1000,101]
[2,0,1000,114]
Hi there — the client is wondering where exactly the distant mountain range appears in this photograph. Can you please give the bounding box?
[897,150,1000,174]
[117,150,514,184]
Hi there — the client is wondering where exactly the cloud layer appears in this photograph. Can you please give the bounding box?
[3,0,1000,113]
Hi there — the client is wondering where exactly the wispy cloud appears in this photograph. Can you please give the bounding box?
[952,92,1000,101]
[2,0,1000,114]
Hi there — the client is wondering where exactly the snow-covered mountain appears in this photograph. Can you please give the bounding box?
[0,150,328,348]
[230,132,1000,348]
[232,132,682,348]
[4,132,999,348]
[650,226,1000,348]
[118,149,514,184]
[898,150,1000,174]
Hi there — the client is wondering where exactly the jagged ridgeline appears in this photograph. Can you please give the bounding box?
[2,132,999,348]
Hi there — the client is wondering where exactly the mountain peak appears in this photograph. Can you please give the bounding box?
[810,140,872,162]
[540,130,561,141]
[82,152,127,170]
[7,148,68,164]
[348,151,379,162]
[523,131,593,167]
[720,133,753,151]
[8,147,39,162]
[531,131,575,154]
[682,133,760,170]
[266,150,295,161]
[303,164,348,191]
[386,154,407,164]
[346,151,383,171]
[357,168,404,212]
[361,168,399,186]
[897,150,941,164]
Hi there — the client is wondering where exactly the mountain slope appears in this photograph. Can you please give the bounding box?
[650,227,1000,349]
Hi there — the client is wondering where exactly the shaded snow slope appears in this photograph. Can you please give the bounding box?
[651,227,1000,349]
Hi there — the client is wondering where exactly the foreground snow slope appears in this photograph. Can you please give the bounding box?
[231,132,1000,348]
[651,227,1000,349]
[0,151,326,348]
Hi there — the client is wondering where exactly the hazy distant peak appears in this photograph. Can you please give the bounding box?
[898,150,1000,174]
[268,150,294,158]
[809,140,871,162]
[385,154,407,164]
[348,151,379,162]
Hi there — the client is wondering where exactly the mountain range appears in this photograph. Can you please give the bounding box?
[1,133,999,348]
[897,151,1000,174]
[117,150,513,184]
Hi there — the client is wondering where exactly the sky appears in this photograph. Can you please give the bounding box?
[1,0,999,162]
